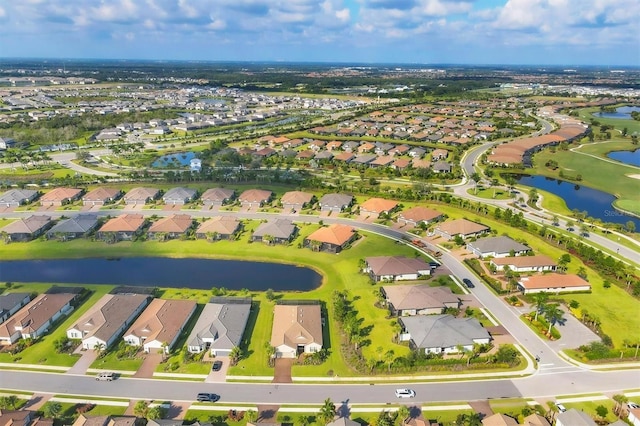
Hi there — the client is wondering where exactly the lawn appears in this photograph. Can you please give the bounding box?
[578,106,640,135]
[466,187,513,200]
[557,400,618,424]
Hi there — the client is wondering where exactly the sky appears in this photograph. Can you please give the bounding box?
[0,0,638,66]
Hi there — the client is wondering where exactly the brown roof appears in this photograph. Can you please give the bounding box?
[0,293,76,337]
[399,206,443,223]
[370,156,394,166]
[436,218,489,236]
[281,191,313,206]
[98,214,145,233]
[481,413,519,426]
[491,255,557,268]
[522,413,550,426]
[123,187,160,202]
[82,188,121,202]
[1,215,51,234]
[383,284,459,311]
[367,256,432,277]
[271,304,323,348]
[392,158,411,169]
[239,189,272,203]
[518,273,590,290]
[360,197,399,214]
[40,187,82,202]
[196,216,241,235]
[148,214,194,233]
[68,294,149,343]
[124,298,197,345]
[306,224,355,246]
[200,187,235,202]
[333,152,355,162]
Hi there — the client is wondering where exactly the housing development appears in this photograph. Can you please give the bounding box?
[0,61,638,426]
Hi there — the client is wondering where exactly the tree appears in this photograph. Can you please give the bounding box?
[147,406,167,420]
[532,292,549,322]
[245,410,258,424]
[44,402,63,419]
[384,349,395,372]
[0,395,18,410]
[229,346,243,366]
[595,405,608,421]
[455,412,482,426]
[134,400,150,418]
[544,303,565,335]
[376,411,396,426]
[396,405,410,426]
[317,398,336,425]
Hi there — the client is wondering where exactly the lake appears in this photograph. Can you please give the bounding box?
[607,149,640,167]
[593,105,640,120]
[152,152,197,168]
[0,257,323,291]
[514,175,640,230]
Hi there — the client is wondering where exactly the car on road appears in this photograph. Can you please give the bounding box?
[212,360,223,372]
[95,372,115,381]
[462,278,475,288]
[556,403,567,412]
[395,388,416,398]
[196,393,220,402]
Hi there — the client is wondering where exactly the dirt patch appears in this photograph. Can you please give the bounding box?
[272,358,293,383]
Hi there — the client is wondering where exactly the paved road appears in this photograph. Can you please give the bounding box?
[0,368,637,404]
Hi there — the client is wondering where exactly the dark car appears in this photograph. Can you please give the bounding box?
[212,360,223,372]
[196,393,220,403]
[429,262,440,268]
[462,278,475,288]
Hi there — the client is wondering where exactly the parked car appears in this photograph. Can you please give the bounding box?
[628,402,640,410]
[212,360,223,372]
[96,372,115,381]
[395,388,416,398]
[196,393,220,402]
[462,278,475,288]
[556,403,567,412]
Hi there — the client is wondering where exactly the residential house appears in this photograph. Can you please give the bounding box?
[123,187,160,205]
[333,152,355,163]
[304,224,356,253]
[399,314,491,354]
[628,408,640,426]
[238,189,272,208]
[408,147,426,158]
[147,214,194,240]
[369,156,394,168]
[40,187,83,207]
[196,216,241,240]
[397,206,443,227]
[517,273,591,294]
[0,137,18,150]
[490,255,557,272]
[97,214,146,242]
[555,409,597,426]
[1,215,52,242]
[364,256,431,282]
[481,413,518,426]
[467,236,531,259]
[271,303,323,358]
[432,161,452,173]
[0,189,39,207]
[431,148,449,160]
[314,151,334,161]
[186,297,251,356]
[392,158,411,170]
[326,418,360,426]
[434,218,489,240]
[352,154,377,165]
[319,193,353,213]
[72,415,138,426]
[0,410,38,426]
[201,188,235,206]
[281,191,314,211]
[359,197,399,217]
[163,187,198,205]
[123,298,197,353]
[382,285,460,316]
[66,293,149,350]
[252,219,297,244]
[82,188,122,206]
[0,292,79,344]
[521,414,550,426]
[0,293,31,324]
[46,213,100,240]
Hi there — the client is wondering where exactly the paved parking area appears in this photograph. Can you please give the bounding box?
[205,356,230,383]
[133,352,162,378]
[67,348,99,375]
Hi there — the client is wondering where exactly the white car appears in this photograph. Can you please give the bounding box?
[96,372,115,381]
[556,403,567,412]
[628,402,640,410]
[395,388,416,398]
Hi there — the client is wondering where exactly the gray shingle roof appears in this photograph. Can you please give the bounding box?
[319,193,353,209]
[0,189,38,205]
[468,236,530,255]
[400,314,490,349]
[163,187,197,202]
[187,299,252,352]
[0,293,30,320]
[253,219,296,239]
[47,214,99,235]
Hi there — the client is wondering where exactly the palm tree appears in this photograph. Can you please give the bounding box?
[318,398,336,425]
[245,410,258,424]
[134,400,149,418]
[384,349,395,372]
[532,292,549,322]
[93,342,106,357]
[396,405,410,426]
[44,402,63,419]
[544,303,565,335]
[229,346,243,366]
[612,394,628,416]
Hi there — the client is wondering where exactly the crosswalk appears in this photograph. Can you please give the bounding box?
[536,363,582,375]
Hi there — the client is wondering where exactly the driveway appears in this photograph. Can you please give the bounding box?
[133,352,163,378]
[205,356,230,383]
[67,348,99,375]
[272,358,292,383]
[548,307,600,351]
